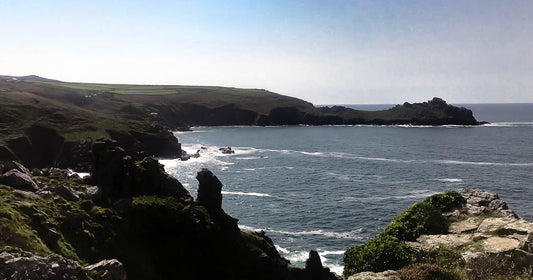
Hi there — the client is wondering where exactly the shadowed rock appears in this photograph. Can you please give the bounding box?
[0,250,92,280]
[85,259,127,280]
[196,168,238,232]
[0,169,39,192]
[91,138,191,202]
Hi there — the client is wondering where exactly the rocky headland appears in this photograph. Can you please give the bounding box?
[0,139,339,280]
[344,189,533,280]
[1,75,485,173]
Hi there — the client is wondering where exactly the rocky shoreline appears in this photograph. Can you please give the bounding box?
[1,137,532,279]
[345,189,533,280]
[0,139,339,280]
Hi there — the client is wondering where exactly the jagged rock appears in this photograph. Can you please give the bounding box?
[403,188,533,279]
[0,250,92,280]
[0,169,39,192]
[91,139,191,201]
[458,188,518,218]
[290,250,340,280]
[347,270,399,280]
[180,149,200,161]
[79,185,102,201]
[196,168,238,231]
[0,160,31,175]
[31,168,43,176]
[53,185,80,201]
[85,259,127,280]
[219,147,235,154]
[196,168,223,214]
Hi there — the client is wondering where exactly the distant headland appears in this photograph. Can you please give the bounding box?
[1,75,483,171]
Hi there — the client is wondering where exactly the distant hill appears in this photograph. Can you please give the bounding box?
[0,75,482,169]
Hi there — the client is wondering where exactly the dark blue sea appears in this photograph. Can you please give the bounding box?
[161,103,533,275]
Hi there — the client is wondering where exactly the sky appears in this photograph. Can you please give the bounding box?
[1,0,532,104]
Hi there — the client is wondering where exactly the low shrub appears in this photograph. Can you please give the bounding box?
[343,234,416,277]
[343,191,465,278]
[382,191,465,241]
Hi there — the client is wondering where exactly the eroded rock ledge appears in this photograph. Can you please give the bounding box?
[346,188,533,280]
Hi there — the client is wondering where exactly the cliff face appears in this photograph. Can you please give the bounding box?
[344,189,533,280]
[0,140,339,280]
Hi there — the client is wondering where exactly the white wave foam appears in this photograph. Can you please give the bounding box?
[239,225,262,232]
[274,245,290,255]
[342,189,439,202]
[269,228,363,240]
[68,169,90,178]
[242,167,266,171]
[273,245,344,276]
[221,191,271,197]
[235,156,268,160]
[238,225,362,240]
[437,160,533,167]
[482,122,533,127]
[435,178,463,183]
[320,250,345,256]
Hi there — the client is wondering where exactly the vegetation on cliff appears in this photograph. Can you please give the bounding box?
[344,189,533,280]
[343,191,465,277]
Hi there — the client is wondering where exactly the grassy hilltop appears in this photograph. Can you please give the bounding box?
[0,75,481,170]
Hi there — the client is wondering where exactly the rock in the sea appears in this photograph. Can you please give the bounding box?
[85,259,127,280]
[0,169,39,192]
[291,250,341,280]
[219,146,235,154]
[0,250,92,280]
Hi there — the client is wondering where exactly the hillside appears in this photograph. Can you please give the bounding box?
[0,75,482,170]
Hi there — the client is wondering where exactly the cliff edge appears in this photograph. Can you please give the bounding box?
[344,189,533,280]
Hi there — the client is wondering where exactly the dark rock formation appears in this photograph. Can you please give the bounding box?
[219,146,235,154]
[90,138,191,202]
[0,167,39,192]
[290,250,341,280]
[196,168,238,232]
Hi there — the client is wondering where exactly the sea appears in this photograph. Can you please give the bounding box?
[160,103,533,275]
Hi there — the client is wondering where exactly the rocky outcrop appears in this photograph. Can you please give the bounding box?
[0,161,39,191]
[219,146,235,154]
[90,138,191,202]
[347,270,399,280]
[85,259,127,280]
[0,157,344,280]
[0,249,126,280]
[344,188,533,279]
[289,250,341,280]
[0,249,92,280]
[408,189,533,273]
[196,168,238,232]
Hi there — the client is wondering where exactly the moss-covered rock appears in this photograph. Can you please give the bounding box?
[343,191,465,277]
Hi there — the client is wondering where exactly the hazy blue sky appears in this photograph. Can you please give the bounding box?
[1,0,532,104]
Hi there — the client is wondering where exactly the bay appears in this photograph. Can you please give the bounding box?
[161,103,533,275]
